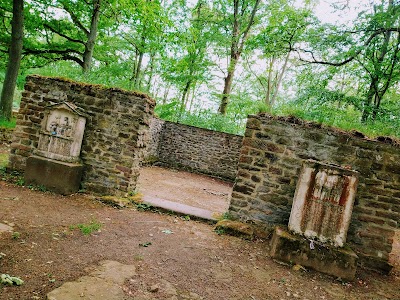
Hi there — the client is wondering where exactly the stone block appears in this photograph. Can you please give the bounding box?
[270,227,358,281]
[25,155,83,195]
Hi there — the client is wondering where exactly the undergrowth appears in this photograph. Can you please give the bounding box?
[69,219,102,235]
[0,118,16,129]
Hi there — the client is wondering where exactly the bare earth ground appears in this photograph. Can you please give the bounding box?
[137,166,232,215]
[0,143,399,300]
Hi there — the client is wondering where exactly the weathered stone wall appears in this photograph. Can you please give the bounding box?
[230,113,399,273]
[9,75,155,195]
[146,118,164,161]
[147,119,243,181]
[0,128,13,143]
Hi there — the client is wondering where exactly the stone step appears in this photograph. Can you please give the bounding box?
[142,195,221,221]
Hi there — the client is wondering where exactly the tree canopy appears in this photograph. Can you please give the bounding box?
[0,0,399,137]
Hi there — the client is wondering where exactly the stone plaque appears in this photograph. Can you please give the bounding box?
[288,160,359,247]
[36,102,87,163]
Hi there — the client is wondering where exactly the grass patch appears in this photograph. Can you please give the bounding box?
[70,219,102,235]
[0,118,16,129]
[0,153,8,168]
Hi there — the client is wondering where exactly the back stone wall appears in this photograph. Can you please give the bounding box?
[147,119,243,181]
[9,75,155,195]
[229,113,400,273]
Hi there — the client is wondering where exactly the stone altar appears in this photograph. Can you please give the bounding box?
[270,160,360,280]
[25,102,87,194]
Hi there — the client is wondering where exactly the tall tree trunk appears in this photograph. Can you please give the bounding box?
[162,84,170,104]
[218,65,236,114]
[82,0,101,73]
[218,0,261,115]
[0,0,24,121]
[146,53,155,91]
[265,57,274,106]
[270,51,290,107]
[181,80,192,108]
[361,80,377,122]
[134,51,144,89]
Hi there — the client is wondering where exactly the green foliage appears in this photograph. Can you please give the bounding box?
[28,184,48,192]
[1,0,398,140]
[11,232,20,240]
[70,219,102,235]
[135,203,154,212]
[0,117,16,128]
[155,95,271,135]
[1,274,23,286]
[274,99,400,139]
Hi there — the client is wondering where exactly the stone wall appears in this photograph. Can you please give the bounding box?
[147,119,243,181]
[9,75,155,195]
[229,113,400,273]
[0,128,13,143]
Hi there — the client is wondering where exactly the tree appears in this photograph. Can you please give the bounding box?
[216,0,261,115]
[247,0,313,107]
[120,0,168,90]
[298,0,400,122]
[0,0,23,121]
[23,0,105,73]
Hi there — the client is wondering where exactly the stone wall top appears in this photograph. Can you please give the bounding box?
[250,113,400,148]
[26,75,156,105]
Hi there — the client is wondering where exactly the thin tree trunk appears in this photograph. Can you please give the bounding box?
[146,53,155,91]
[0,0,23,121]
[218,0,261,115]
[162,85,170,104]
[180,80,192,112]
[361,81,376,122]
[82,0,101,73]
[218,66,236,114]
[265,57,274,106]
[270,51,290,107]
[134,51,144,89]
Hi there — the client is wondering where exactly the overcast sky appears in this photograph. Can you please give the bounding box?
[314,0,375,24]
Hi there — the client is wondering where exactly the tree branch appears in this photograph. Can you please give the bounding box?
[43,23,85,45]
[62,3,89,36]
[298,27,397,66]
[23,47,83,56]
[238,0,261,53]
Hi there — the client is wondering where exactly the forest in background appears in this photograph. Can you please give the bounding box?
[0,0,399,137]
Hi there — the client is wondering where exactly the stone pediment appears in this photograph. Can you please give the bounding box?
[45,101,88,118]
[36,101,87,162]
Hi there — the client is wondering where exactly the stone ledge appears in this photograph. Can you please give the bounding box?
[270,226,358,281]
[25,155,83,195]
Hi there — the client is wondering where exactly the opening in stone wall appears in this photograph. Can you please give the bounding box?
[389,229,400,273]
[136,165,233,220]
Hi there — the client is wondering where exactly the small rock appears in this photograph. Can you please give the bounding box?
[149,284,160,293]
[214,220,253,239]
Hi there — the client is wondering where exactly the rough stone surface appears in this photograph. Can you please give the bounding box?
[0,128,13,143]
[230,113,400,273]
[0,223,13,234]
[8,75,155,195]
[46,260,136,300]
[215,219,254,238]
[146,118,243,181]
[288,160,359,247]
[270,226,358,281]
[25,155,83,195]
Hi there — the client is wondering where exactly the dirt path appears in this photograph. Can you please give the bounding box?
[137,166,232,215]
[0,181,399,300]
[0,142,399,299]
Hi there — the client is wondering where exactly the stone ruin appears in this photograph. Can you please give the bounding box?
[5,77,398,277]
[289,160,359,247]
[270,160,359,280]
[24,102,88,194]
[229,113,400,276]
[9,75,155,195]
